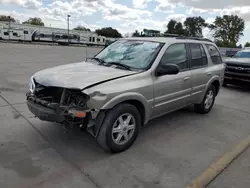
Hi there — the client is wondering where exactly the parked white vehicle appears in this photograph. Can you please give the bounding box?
[0,21,109,46]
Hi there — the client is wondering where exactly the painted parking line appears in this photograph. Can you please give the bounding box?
[187,134,250,188]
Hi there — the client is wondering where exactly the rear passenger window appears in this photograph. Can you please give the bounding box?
[159,43,188,71]
[189,43,207,69]
[205,44,222,64]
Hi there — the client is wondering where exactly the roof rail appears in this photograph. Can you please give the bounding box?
[163,33,180,37]
[162,33,213,42]
[176,36,213,43]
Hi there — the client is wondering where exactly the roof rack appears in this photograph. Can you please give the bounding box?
[176,36,213,43]
[162,33,213,42]
[162,33,180,37]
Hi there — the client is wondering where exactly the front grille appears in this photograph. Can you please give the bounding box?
[226,63,250,74]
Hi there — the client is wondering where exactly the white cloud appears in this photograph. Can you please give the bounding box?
[154,0,175,13]
[186,7,220,15]
[133,0,151,9]
[22,0,42,9]
[0,0,24,4]
[206,17,215,24]
[168,0,250,10]
[102,1,152,21]
[221,6,250,22]
[74,21,100,31]
[166,14,186,23]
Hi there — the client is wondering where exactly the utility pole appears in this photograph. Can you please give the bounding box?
[8,16,11,41]
[67,15,71,45]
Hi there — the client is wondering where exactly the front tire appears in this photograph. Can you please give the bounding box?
[194,85,216,114]
[97,103,141,153]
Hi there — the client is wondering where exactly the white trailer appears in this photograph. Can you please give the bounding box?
[0,21,109,46]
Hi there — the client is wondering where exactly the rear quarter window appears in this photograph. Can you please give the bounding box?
[205,44,223,64]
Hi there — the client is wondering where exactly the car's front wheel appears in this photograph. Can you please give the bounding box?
[194,85,216,114]
[97,103,141,153]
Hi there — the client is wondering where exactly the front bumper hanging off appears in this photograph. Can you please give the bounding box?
[26,91,106,137]
[27,99,65,123]
[26,92,66,123]
[26,91,89,123]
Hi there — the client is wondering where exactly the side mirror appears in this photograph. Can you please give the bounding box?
[156,64,179,76]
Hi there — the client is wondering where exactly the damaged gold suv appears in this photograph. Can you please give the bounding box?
[27,37,225,153]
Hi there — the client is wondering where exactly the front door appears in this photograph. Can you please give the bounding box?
[152,43,192,117]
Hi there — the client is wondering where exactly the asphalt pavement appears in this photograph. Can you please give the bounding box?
[0,43,250,188]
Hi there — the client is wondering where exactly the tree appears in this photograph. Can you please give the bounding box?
[73,26,91,32]
[245,42,250,48]
[95,27,122,38]
[184,16,207,37]
[175,22,185,35]
[132,30,140,37]
[210,15,244,48]
[165,20,185,35]
[165,19,177,34]
[0,15,16,22]
[22,17,44,26]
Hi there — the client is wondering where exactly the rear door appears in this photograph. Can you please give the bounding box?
[187,43,212,103]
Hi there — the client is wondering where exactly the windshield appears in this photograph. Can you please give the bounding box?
[234,51,250,58]
[94,40,163,70]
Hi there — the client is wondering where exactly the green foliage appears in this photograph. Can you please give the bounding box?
[210,15,244,48]
[244,42,250,47]
[95,27,122,38]
[22,17,44,26]
[184,16,207,37]
[73,26,91,32]
[0,15,16,22]
[165,17,207,37]
[132,30,140,37]
[165,20,185,35]
[175,22,185,35]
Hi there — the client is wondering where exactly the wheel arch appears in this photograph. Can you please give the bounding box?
[211,79,220,96]
[101,92,152,125]
[205,76,221,95]
[197,76,221,103]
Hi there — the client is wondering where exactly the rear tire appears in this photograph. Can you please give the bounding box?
[97,103,141,153]
[194,85,216,114]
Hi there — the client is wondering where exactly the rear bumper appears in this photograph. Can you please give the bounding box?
[27,100,65,123]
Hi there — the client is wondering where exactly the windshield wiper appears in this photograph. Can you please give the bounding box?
[108,62,132,70]
[92,57,106,65]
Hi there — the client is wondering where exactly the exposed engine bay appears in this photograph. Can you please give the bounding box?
[26,81,92,130]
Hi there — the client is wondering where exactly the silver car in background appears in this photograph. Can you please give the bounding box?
[223,48,250,86]
[26,37,225,153]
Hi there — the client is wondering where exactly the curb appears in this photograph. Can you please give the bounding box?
[186,134,250,188]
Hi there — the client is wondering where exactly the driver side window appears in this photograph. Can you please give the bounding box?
[159,43,188,71]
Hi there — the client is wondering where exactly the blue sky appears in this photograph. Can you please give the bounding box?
[0,0,250,45]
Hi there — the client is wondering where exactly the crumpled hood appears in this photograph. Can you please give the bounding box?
[224,57,250,64]
[33,61,137,90]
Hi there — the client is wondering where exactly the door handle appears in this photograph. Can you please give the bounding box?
[207,72,212,76]
[184,77,190,81]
